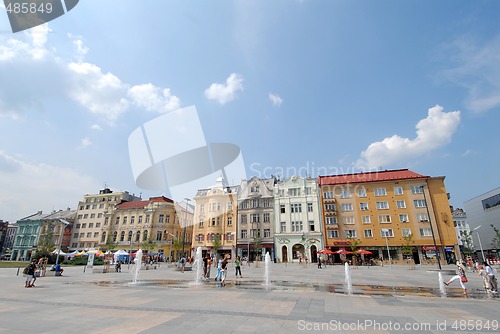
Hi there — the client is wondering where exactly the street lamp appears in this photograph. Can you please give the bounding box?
[168,233,175,262]
[181,198,191,258]
[128,228,136,269]
[56,219,70,265]
[420,185,442,270]
[472,225,486,262]
[381,228,392,269]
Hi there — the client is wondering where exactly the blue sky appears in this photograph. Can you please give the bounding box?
[1,0,500,222]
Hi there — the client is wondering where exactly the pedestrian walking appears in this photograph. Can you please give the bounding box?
[214,257,223,281]
[444,260,468,295]
[235,256,242,278]
[24,259,37,288]
[483,261,498,293]
[221,256,228,286]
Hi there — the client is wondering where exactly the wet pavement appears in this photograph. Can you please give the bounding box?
[0,262,498,333]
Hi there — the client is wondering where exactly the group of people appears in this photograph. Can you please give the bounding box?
[200,254,243,286]
[444,260,497,295]
[24,259,64,288]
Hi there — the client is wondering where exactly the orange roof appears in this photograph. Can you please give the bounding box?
[318,169,427,186]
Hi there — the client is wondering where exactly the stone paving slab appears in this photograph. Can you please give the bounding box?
[0,262,498,333]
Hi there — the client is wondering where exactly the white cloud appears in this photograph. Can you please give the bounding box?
[0,151,100,222]
[91,124,103,131]
[79,137,92,149]
[204,73,244,105]
[269,92,283,107]
[356,105,461,169]
[128,83,181,113]
[439,35,500,113]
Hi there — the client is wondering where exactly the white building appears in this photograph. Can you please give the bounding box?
[452,208,473,249]
[274,176,324,263]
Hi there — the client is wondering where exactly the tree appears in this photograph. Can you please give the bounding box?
[171,238,183,261]
[253,236,262,267]
[141,238,157,254]
[491,224,500,255]
[213,234,221,256]
[347,237,361,266]
[402,233,415,269]
[105,238,118,252]
[460,230,474,255]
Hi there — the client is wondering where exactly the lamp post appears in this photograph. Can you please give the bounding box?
[420,185,442,270]
[381,228,392,269]
[181,198,191,259]
[168,233,175,262]
[56,219,70,265]
[472,225,486,262]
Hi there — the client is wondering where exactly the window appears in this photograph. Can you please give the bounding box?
[327,230,339,238]
[323,191,334,199]
[73,233,78,238]
[76,224,81,229]
[417,213,429,222]
[93,232,99,237]
[414,199,426,208]
[325,203,336,211]
[482,193,500,210]
[200,204,205,212]
[419,228,432,236]
[156,231,162,241]
[227,217,232,226]
[241,230,247,239]
[309,221,315,232]
[343,216,355,224]
[345,230,357,238]
[264,229,271,238]
[251,199,259,208]
[360,202,369,211]
[380,229,394,237]
[263,213,270,223]
[399,214,409,222]
[130,216,135,225]
[127,231,133,241]
[378,215,392,223]
[197,234,203,242]
[251,185,259,193]
[291,203,302,213]
[411,185,424,194]
[396,200,406,209]
[241,200,248,209]
[240,214,247,224]
[357,187,367,197]
[90,213,95,218]
[307,202,313,212]
[199,219,204,227]
[340,190,352,199]
[100,232,106,243]
[394,186,403,195]
[280,204,286,213]
[376,201,389,210]
[402,228,412,237]
[251,214,260,223]
[263,199,270,207]
[374,188,387,196]
[288,188,301,196]
[120,231,125,241]
[361,215,371,224]
[364,229,373,238]
[145,214,150,223]
[305,187,312,195]
[326,217,337,225]
[341,203,353,211]
[143,230,148,241]
[165,215,170,224]
[280,222,286,233]
[138,216,143,224]
[228,202,233,211]
[291,221,303,232]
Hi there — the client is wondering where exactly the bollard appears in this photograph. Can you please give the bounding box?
[17,267,20,276]
[83,266,86,273]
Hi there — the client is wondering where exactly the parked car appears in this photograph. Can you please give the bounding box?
[0,254,12,260]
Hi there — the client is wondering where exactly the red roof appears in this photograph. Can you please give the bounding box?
[116,196,173,210]
[318,169,427,186]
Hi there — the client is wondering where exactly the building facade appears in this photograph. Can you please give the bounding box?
[105,196,190,260]
[237,177,276,261]
[192,177,239,259]
[70,188,142,250]
[38,209,76,253]
[452,208,474,251]
[318,169,458,264]
[464,187,500,259]
[273,176,324,263]
[11,211,50,261]
[4,224,18,257]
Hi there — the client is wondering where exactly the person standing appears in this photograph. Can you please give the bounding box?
[25,259,37,288]
[220,256,228,286]
[214,256,223,281]
[483,261,498,293]
[235,256,242,278]
[444,260,468,295]
[179,256,186,273]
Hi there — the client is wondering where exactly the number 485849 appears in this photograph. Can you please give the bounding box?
[5,2,54,14]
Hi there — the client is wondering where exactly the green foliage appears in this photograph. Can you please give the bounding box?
[460,230,474,255]
[105,239,118,251]
[213,235,221,253]
[491,224,500,252]
[402,233,415,259]
[141,238,157,252]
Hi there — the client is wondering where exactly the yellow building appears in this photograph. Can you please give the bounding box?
[105,196,191,260]
[318,169,458,265]
[192,177,238,259]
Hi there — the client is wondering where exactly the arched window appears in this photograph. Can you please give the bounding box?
[128,231,133,241]
[143,230,148,241]
[120,231,125,241]
[136,231,141,242]
[101,232,107,243]
[113,231,117,242]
